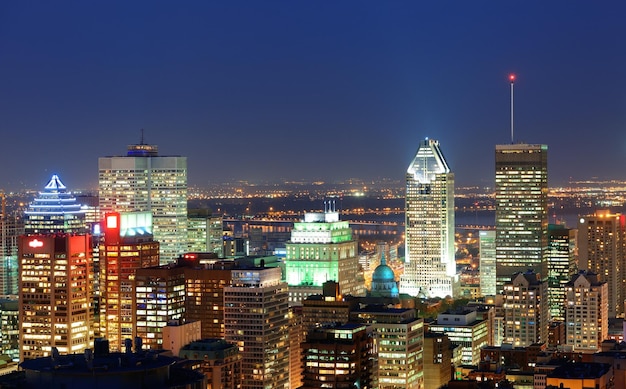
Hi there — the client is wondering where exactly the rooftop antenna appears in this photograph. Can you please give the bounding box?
[509,74,515,143]
[140,128,145,145]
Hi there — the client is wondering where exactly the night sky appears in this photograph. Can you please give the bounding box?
[1,1,626,191]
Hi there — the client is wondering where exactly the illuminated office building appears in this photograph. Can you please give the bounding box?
[24,174,86,234]
[423,332,452,389]
[0,213,21,296]
[547,224,577,321]
[285,208,365,305]
[479,230,496,297]
[428,310,488,366]
[224,266,289,389]
[99,212,159,351]
[503,271,548,347]
[400,138,455,298]
[495,143,548,293]
[134,265,185,350]
[578,211,626,318]
[564,271,608,353]
[99,142,187,263]
[351,307,424,389]
[18,234,93,360]
[300,323,376,389]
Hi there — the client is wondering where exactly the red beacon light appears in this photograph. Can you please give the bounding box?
[509,74,516,82]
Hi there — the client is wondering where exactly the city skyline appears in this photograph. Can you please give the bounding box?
[2,2,626,191]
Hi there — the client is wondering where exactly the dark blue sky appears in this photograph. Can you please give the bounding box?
[1,1,626,191]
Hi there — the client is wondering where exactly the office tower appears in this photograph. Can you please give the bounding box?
[99,142,187,263]
[178,339,242,389]
[100,212,159,351]
[423,332,452,389]
[134,265,185,350]
[24,174,86,234]
[351,307,424,389]
[18,234,93,360]
[300,323,376,389]
[289,308,304,389]
[564,271,608,352]
[182,256,233,339]
[495,143,548,293]
[302,281,358,332]
[0,299,19,361]
[400,138,455,298]
[578,211,626,318]
[547,224,578,321]
[285,208,365,306]
[187,208,210,252]
[503,270,549,347]
[0,212,21,296]
[479,230,496,297]
[427,310,488,366]
[224,266,289,389]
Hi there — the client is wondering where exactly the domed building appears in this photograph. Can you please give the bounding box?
[370,253,399,298]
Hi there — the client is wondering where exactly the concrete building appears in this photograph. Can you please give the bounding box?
[503,271,549,347]
[400,138,455,298]
[179,338,242,389]
[99,142,187,263]
[545,362,613,389]
[18,234,93,360]
[578,211,626,318]
[285,208,365,305]
[423,332,452,389]
[224,266,289,389]
[564,271,608,353]
[99,212,160,351]
[428,310,488,366]
[495,143,548,293]
[300,323,376,389]
[162,320,201,356]
[301,281,359,334]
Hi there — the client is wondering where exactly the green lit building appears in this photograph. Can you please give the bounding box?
[285,209,365,306]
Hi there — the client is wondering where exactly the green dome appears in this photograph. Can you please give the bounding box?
[372,264,395,283]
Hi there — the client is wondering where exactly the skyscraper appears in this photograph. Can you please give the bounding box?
[99,142,187,263]
[479,230,496,298]
[578,211,626,318]
[495,143,548,293]
[24,174,86,234]
[224,266,289,389]
[503,270,549,347]
[285,207,365,305]
[400,138,455,298]
[99,212,160,351]
[18,234,93,360]
[547,224,577,321]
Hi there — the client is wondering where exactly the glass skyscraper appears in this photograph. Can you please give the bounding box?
[495,143,548,293]
[99,143,187,263]
[400,138,455,298]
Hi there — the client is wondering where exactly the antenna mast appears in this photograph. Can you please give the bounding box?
[509,74,515,143]
[140,128,145,145]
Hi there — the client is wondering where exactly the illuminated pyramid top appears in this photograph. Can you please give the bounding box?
[406,138,451,184]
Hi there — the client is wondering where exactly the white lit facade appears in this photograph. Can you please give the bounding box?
[479,230,496,297]
[503,271,549,347]
[99,144,187,263]
[564,271,608,353]
[400,138,455,298]
[428,310,488,366]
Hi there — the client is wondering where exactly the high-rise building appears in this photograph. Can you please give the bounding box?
[428,310,488,366]
[0,211,21,297]
[285,208,365,305]
[302,281,358,333]
[578,211,626,318]
[0,299,19,361]
[423,332,452,389]
[479,230,496,298]
[18,234,93,360]
[24,175,86,234]
[351,307,424,389]
[503,270,549,347]
[547,224,577,321]
[300,323,376,389]
[178,339,242,389]
[564,271,608,353]
[224,266,289,389]
[99,142,187,263]
[134,265,185,350]
[99,212,160,351]
[495,143,548,293]
[400,138,455,298]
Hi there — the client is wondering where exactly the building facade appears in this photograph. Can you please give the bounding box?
[285,209,365,305]
[99,212,160,351]
[547,223,577,321]
[428,310,488,366]
[564,271,608,352]
[223,266,290,389]
[18,234,93,360]
[479,230,496,297]
[99,142,187,263]
[503,271,549,347]
[400,138,455,298]
[495,143,548,293]
[578,211,626,318]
